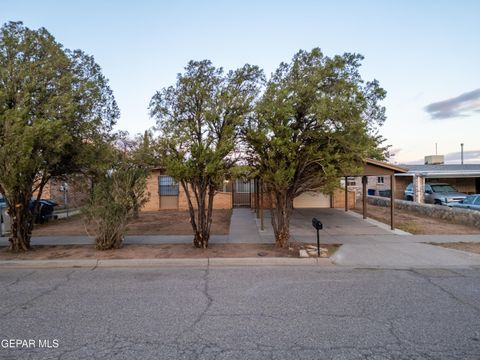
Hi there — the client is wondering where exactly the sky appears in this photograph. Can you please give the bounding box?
[2,0,480,164]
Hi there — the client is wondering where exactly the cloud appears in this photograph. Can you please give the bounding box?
[425,88,480,119]
[444,149,480,163]
[401,149,480,165]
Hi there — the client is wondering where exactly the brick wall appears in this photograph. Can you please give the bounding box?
[395,176,412,200]
[34,176,90,208]
[142,170,233,211]
[366,175,391,194]
[142,169,161,211]
[177,186,232,210]
[48,177,90,208]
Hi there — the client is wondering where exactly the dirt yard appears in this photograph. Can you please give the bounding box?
[0,243,339,260]
[434,242,480,255]
[32,210,232,236]
[353,203,480,235]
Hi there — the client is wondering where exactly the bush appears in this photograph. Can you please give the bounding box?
[83,166,148,250]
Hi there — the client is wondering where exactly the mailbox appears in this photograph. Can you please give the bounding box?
[312,217,323,230]
[311,217,323,257]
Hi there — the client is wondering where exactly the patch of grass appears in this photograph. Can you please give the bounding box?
[396,223,422,234]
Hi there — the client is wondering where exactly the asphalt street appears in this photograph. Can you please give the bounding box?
[1,266,480,359]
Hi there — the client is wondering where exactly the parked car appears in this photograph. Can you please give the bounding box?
[404,182,467,205]
[448,194,480,211]
[0,196,5,226]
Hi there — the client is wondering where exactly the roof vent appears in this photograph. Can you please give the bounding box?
[424,155,444,165]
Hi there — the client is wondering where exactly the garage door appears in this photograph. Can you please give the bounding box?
[293,192,331,208]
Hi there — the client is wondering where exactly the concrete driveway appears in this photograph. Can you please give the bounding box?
[257,207,480,268]
[256,207,400,244]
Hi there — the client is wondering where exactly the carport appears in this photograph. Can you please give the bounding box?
[343,159,407,230]
[253,159,407,231]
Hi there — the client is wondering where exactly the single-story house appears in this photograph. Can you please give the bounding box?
[34,176,91,209]
[141,159,405,212]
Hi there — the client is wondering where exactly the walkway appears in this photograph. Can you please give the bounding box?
[227,208,266,243]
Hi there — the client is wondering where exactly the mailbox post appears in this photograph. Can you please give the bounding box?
[311,217,323,257]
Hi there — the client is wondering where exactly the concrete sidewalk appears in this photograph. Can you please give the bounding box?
[331,242,480,268]
[0,234,230,246]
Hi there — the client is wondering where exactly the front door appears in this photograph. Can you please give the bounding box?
[233,179,252,208]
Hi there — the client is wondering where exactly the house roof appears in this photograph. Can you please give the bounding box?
[365,159,408,174]
[346,159,408,176]
[397,164,480,178]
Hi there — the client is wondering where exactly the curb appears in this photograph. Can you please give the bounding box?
[0,257,333,269]
[0,259,98,269]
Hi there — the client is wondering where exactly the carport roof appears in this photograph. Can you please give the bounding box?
[350,159,408,176]
[396,164,480,178]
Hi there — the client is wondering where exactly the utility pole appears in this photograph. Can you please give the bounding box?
[461,143,464,165]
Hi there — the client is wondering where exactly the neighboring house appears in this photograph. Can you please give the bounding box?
[34,176,91,209]
[394,156,480,203]
[351,176,391,198]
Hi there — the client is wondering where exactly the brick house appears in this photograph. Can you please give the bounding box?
[142,168,356,211]
[39,176,91,209]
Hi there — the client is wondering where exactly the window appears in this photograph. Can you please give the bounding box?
[158,176,179,196]
[474,196,480,206]
[347,177,356,186]
[463,196,475,205]
[377,176,384,184]
[342,177,356,186]
[431,184,456,193]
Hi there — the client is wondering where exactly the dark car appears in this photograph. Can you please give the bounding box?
[404,182,467,205]
[449,194,480,211]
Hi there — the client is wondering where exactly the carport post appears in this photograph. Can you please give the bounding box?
[390,174,395,230]
[259,180,264,231]
[344,176,348,211]
[255,178,260,219]
[362,176,367,219]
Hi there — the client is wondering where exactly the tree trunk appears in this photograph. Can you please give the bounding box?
[193,231,209,248]
[181,181,215,249]
[132,200,140,219]
[8,200,33,252]
[271,191,292,248]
